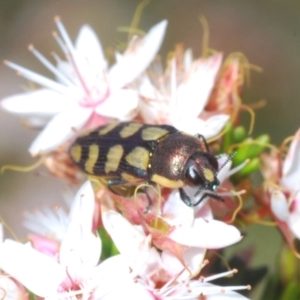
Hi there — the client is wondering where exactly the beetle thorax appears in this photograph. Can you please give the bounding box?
[150,132,204,181]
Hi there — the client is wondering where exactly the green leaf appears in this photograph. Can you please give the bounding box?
[260,274,281,300]
[233,126,247,143]
[110,240,120,256]
[280,281,300,300]
[233,134,270,165]
[280,246,300,284]
[98,227,119,260]
[237,158,260,177]
[222,123,234,152]
[29,291,37,300]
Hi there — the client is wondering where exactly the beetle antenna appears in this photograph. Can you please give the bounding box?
[216,151,236,175]
[194,186,204,197]
[194,152,236,198]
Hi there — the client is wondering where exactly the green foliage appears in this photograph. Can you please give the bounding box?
[98,227,119,261]
[222,123,270,180]
[280,281,300,300]
[260,273,281,300]
[261,246,300,300]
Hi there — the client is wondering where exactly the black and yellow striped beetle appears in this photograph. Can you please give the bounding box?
[69,122,224,207]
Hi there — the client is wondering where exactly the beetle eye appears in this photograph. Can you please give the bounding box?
[186,167,203,187]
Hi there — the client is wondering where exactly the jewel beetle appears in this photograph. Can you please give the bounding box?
[69,121,225,207]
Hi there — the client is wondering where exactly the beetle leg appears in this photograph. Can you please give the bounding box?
[108,178,153,213]
[192,192,225,206]
[179,188,193,207]
[140,182,156,213]
[107,178,127,186]
[107,178,129,195]
[143,188,153,214]
[179,188,225,207]
[195,133,210,152]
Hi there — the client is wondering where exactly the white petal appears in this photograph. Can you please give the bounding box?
[139,89,166,124]
[160,250,184,275]
[114,51,123,63]
[169,219,241,248]
[138,76,166,123]
[102,211,150,268]
[29,105,92,156]
[176,54,222,117]
[184,48,193,69]
[288,210,300,239]
[109,20,167,89]
[0,276,26,300]
[200,114,230,138]
[1,89,73,117]
[182,247,206,277]
[281,128,300,190]
[161,247,206,279]
[95,89,138,120]
[93,254,154,300]
[137,247,162,279]
[270,190,289,221]
[163,190,194,227]
[66,180,95,231]
[195,202,214,219]
[75,25,107,72]
[23,205,68,240]
[94,254,130,281]
[22,116,51,128]
[74,25,108,88]
[138,75,159,100]
[102,211,146,253]
[175,114,229,138]
[100,280,153,300]
[217,154,233,183]
[60,181,101,267]
[0,240,65,298]
[92,255,149,299]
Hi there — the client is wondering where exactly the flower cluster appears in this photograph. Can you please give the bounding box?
[258,129,300,257]
[0,181,251,299]
[1,15,283,299]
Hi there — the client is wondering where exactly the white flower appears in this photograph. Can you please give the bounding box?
[0,181,126,299]
[268,129,300,255]
[1,18,167,156]
[160,188,242,253]
[102,210,250,300]
[0,225,29,300]
[138,48,229,138]
[23,204,69,242]
[280,129,300,193]
[0,275,29,300]
[252,127,300,258]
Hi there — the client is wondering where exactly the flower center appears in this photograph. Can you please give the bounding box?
[149,217,170,233]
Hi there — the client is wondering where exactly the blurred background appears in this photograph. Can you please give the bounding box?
[0,0,299,297]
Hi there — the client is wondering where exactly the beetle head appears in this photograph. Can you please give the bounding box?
[184,152,220,192]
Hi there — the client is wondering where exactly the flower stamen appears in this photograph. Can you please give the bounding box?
[4,60,68,94]
[28,44,74,87]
